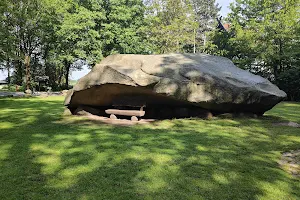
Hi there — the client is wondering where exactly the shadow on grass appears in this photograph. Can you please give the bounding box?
[0,98,299,199]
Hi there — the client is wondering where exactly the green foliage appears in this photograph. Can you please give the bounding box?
[146,0,197,53]
[102,0,151,56]
[0,0,298,93]
[0,97,299,199]
[205,0,300,100]
[190,0,220,52]
[277,67,300,101]
[0,84,25,92]
[205,30,233,58]
[0,0,152,88]
[226,0,299,78]
[54,0,104,65]
[43,0,105,87]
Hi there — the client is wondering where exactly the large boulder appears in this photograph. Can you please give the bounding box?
[65,53,286,117]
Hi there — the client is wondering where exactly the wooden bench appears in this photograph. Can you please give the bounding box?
[107,96,146,121]
[105,109,145,121]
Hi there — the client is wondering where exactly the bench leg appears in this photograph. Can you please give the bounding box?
[110,114,117,120]
[131,116,138,122]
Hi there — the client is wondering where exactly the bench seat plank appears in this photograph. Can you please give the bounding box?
[105,109,145,117]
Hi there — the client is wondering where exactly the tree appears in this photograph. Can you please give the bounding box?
[277,67,300,101]
[0,0,46,88]
[146,0,197,53]
[101,0,151,56]
[0,0,106,89]
[42,0,104,88]
[190,0,220,53]
[226,0,300,80]
[0,0,18,84]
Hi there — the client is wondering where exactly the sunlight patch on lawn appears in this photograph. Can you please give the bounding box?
[187,155,214,165]
[0,143,14,161]
[266,102,300,123]
[282,102,300,107]
[212,173,230,184]
[251,154,278,164]
[256,180,293,200]
[0,122,14,129]
[277,135,300,146]
[134,155,179,193]
[196,145,208,152]
[37,155,61,174]
[192,179,218,191]
[31,142,114,188]
[21,115,38,125]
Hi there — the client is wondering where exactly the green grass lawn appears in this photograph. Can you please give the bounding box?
[0,97,299,200]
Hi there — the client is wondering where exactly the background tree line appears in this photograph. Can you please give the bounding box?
[0,0,219,90]
[207,0,300,100]
[0,0,299,100]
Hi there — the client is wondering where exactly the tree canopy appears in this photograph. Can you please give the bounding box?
[206,0,300,100]
[0,0,299,100]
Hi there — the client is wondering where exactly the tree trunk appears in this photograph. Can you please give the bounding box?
[15,60,23,86]
[57,67,63,88]
[203,34,207,51]
[65,62,70,89]
[7,58,10,84]
[193,28,196,54]
[25,55,31,90]
[279,39,283,72]
[273,63,278,81]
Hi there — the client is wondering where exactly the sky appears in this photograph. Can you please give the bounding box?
[0,0,234,81]
[217,0,234,17]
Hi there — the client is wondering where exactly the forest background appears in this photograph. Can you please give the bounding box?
[0,0,299,100]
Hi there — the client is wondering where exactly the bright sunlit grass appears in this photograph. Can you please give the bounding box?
[0,96,299,199]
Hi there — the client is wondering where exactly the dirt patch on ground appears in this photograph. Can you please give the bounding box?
[273,122,300,128]
[86,115,155,126]
[278,150,300,178]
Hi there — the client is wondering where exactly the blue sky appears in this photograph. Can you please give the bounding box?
[0,0,234,81]
[217,0,234,17]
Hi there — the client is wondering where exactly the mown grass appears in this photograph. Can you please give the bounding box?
[0,96,299,200]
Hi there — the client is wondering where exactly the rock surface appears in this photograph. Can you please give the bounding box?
[279,150,300,178]
[65,53,286,117]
